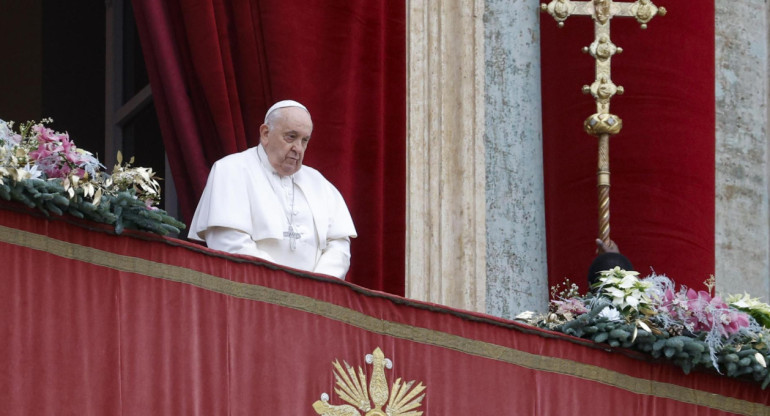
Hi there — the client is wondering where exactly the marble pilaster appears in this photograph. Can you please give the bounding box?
[406,1,488,312]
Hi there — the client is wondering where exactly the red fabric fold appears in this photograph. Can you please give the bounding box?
[132,0,406,295]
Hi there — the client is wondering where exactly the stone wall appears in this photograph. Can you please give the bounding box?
[714,0,770,299]
[484,0,549,318]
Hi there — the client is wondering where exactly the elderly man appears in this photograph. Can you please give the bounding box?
[188,100,357,279]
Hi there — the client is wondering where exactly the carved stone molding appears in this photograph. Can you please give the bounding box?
[406,1,487,312]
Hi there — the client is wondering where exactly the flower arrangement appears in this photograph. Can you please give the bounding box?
[522,271,770,388]
[0,118,184,235]
[594,267,654,317]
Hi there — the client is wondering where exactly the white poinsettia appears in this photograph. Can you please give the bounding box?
[727,292,770,328]
[598,306,622,321]
[19,163,42,180]
[594,267,654,318]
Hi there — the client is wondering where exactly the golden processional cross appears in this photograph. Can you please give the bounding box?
[541,0,665,246]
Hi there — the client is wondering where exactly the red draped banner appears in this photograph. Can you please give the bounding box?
[132,0,406,295]
[0,207,767,415]
[541,2,715,291]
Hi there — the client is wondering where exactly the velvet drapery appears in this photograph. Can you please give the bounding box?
[1,208,768,414]
[132,0,406,295]
[541,2,715,291]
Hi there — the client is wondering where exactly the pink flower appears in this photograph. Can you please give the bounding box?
[552,297,589,316]
[28,142,53,161]
[724,312,751,336]
[144,199,159,211]
[33,125,58,145]
[661,287,751,337]
[26,125,91,179]
[60,136,80,163]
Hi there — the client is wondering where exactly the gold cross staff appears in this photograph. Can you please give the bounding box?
[541,0,665,247]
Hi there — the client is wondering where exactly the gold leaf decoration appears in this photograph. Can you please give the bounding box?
[313,347,426,416]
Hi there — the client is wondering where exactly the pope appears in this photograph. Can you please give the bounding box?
[188,100,357,279]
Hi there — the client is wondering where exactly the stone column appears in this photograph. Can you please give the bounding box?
[714,0,770,299]
[484,0,549,318]
[406,1,487,312]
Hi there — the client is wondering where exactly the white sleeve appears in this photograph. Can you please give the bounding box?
[313,236,351,280]
[204,226,275,262]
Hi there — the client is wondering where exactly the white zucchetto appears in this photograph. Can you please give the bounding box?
[264,100,309,123]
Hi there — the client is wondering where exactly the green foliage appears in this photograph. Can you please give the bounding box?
[540,304,770,389]
[3,176,185,236]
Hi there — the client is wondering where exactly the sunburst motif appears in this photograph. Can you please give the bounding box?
[312,347,426,416]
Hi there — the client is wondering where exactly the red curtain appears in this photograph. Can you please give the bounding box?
[541,3,715,291]
[1,208,768,414]
[132,0,406,295]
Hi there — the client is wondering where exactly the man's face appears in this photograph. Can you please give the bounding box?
[259,107,313,176]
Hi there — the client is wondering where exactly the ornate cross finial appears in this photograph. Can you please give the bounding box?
[542,0,665,29]
[541,0,665,246]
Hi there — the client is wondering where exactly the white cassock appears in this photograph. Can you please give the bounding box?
[187,145,357,279]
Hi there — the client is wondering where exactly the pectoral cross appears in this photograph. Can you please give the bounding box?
[541,0,665,246]
[283,225,301,250]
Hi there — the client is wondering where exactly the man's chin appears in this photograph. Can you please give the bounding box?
[279,163,300,176]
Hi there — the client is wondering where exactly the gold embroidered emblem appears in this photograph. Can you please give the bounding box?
[312,347,426,416]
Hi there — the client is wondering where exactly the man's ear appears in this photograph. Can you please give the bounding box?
[259,124,270,144]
